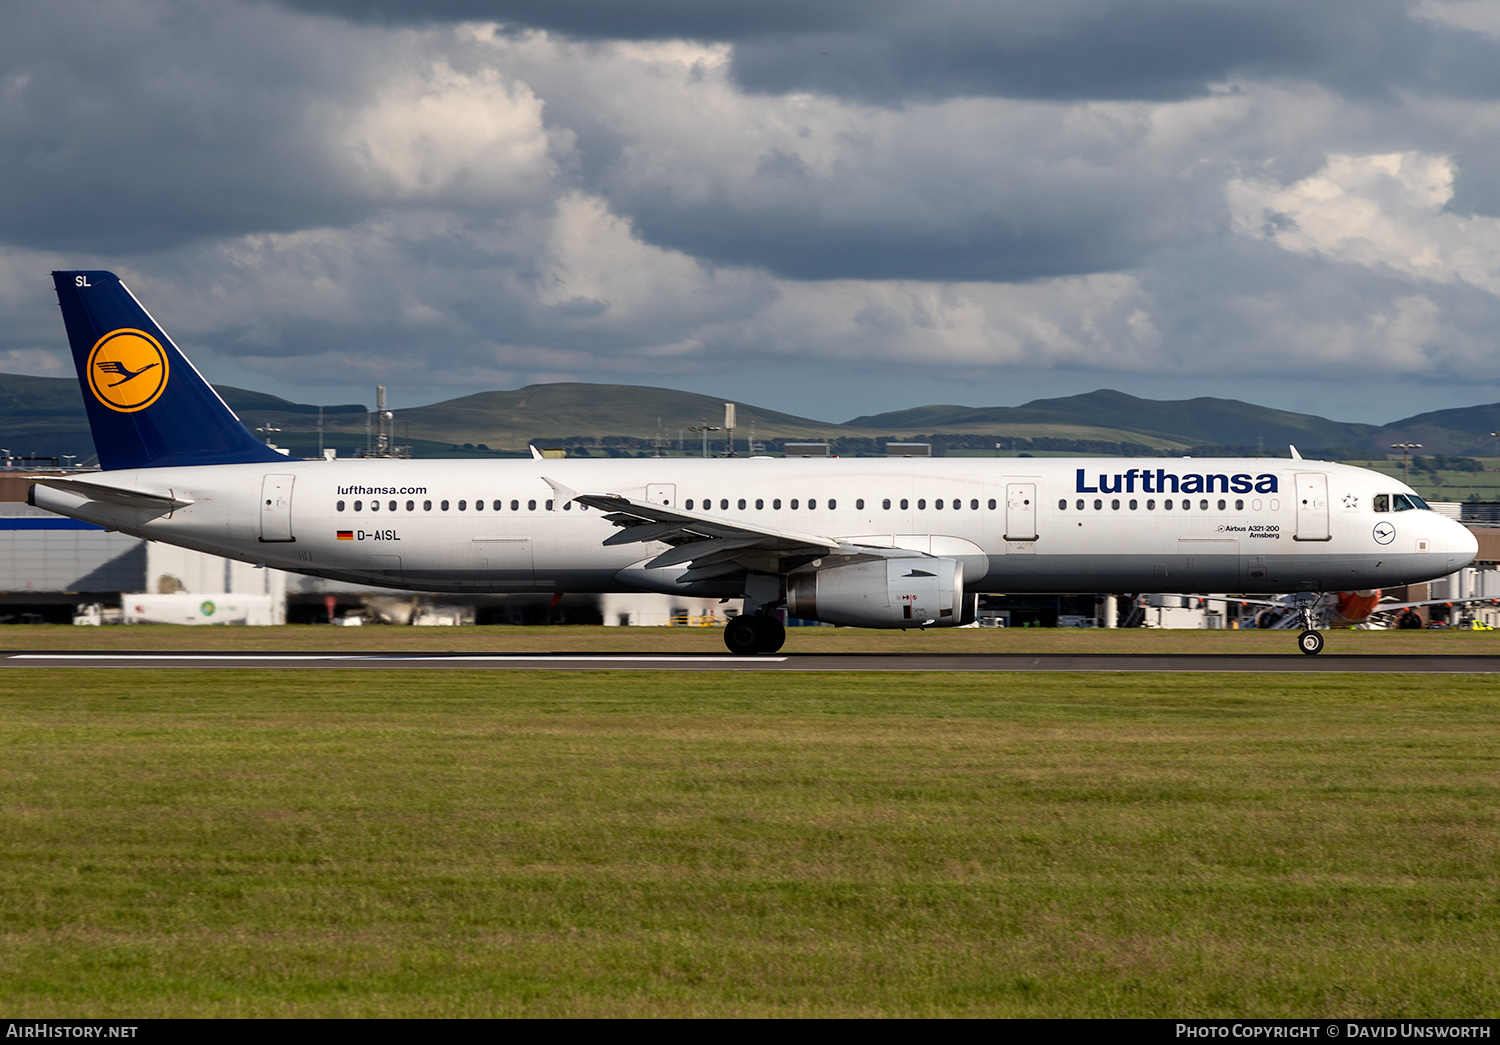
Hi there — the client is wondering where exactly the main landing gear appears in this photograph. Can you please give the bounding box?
[724,613,786,655]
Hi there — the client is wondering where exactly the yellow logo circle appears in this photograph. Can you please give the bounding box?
[87,329,169,413]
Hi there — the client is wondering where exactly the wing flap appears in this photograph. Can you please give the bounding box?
[643,535,769,570]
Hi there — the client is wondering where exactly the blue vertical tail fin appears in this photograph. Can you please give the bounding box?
[53,271,296,470]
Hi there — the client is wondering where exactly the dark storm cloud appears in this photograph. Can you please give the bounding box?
[273,0,887,40]
[277,0,1500,105]
[613,167,1181,283]
[0,2,375,253]
[727,0,1483,105]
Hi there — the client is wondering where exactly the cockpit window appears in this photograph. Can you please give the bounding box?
[1408,494,1430,510]
[1392,493,1421,512]
[1373,494,1389,513]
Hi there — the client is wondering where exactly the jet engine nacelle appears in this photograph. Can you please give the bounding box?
[786,556,968,628]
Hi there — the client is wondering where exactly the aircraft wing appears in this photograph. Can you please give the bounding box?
[1374,596,1500,613]
[1197,595,1287,608]
[542,477,919,581]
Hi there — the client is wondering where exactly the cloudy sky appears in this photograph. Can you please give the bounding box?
[7,0,1500,424]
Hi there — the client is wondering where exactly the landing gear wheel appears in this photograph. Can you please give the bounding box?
[1297,629,1324,656]
[724,615,761,655]
[753,615,786,654]
[724,614,787,655]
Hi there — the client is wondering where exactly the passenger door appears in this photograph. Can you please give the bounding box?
[1004,482,1038,542]
[259,473,295,543]
[1294,472,1330,542]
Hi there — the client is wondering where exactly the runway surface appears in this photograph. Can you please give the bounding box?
[5,650,1500,672]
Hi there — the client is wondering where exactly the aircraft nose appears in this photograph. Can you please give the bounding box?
[1442,515,1479,567]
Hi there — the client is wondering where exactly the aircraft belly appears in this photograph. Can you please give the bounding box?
[977,549,1437,595]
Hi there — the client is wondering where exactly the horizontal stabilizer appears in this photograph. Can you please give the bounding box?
[29,476,194,511]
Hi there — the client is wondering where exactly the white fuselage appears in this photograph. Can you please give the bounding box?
[30,456,1478,597]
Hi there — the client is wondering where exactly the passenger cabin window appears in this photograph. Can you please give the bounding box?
[917,499,926,510]
[721,499,729,510]
[988,499,997,510]
[900,499,909,510]
[511,500,519,511]
[756,499,764,510]
[424,500,432,511]
[686,499,694,510]
[790,499,799,509]
[493,500,502,511]
[856,499,864,510]
[406,500,414,511]
[475,499,484,511]
[458,500,466,511]
[527,500,536,511]
[773,499,782,510]
[337,500,346,511]
[371,500,380,512]
[883,499,891,509]
[828,499,837,509]
[1059,499,1067,510]
[738,499,746,510]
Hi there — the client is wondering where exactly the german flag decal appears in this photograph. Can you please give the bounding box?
[336,530,354,541]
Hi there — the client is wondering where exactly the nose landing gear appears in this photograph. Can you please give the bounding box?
[1296,596,1323,655]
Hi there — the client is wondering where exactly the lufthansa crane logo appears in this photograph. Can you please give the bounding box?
[1373,521,1396,545]
[86,328,168,412]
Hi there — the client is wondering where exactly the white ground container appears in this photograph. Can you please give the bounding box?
[121,593,280,625]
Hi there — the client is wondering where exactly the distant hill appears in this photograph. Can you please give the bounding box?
[3,371,1499,460]
[849,389,1385,453]
[369,383,851,448]
[1379,403,1500,455]
[215,388,365,417]
[0,373,368,462]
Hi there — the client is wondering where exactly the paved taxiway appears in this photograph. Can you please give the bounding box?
[5,651,1500,672]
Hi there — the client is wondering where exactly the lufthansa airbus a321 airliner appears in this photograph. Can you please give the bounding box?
[29,271,1478,655]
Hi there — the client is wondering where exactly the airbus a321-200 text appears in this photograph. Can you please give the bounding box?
[29,272,1479,655]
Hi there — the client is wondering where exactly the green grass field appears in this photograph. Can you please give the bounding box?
[2,667,1497,1017]
[1347,459,1500,503]
[7,622,1500,653]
